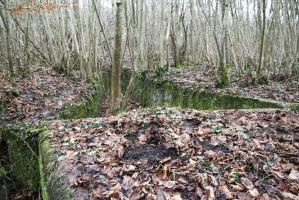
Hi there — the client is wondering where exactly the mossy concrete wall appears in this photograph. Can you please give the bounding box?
[0,126,42,191]
[59,80,105,120]
[39,130,72,200]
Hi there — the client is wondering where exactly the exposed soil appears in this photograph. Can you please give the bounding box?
[149,66,299,103]
[123,145,179,166]
[46,107,299,199]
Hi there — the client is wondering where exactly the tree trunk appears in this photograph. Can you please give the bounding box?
[111,1,123,111]
[3,0,16,93]
[256,0,266,80]
[216,0,231,88]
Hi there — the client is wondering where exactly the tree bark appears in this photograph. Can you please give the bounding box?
[2,0,16,93]
[256,0,266,79]
[111,1,123,111]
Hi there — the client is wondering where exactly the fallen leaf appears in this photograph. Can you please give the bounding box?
[161,181,176,189]
[288,169,299,181]
[289,183,299,194]
[241,177,254,189]
[231,184,245,191]
[138,134,147,143]
[195,186,203,197]
[117,144,124,158]
[260,193,271,200]
[65,150,75,160]
[180,133,191,143]
[177,177,188,184]
[211,135,227,146]
[211,136,220,146]
[157,188,167,200]
[129,191,144,200]
[281,191,299,200]
[170,194,183,200]
[220,185,233,199]
[80,174,91,182]
[162,165,169,180]
[92,188,103,198]
[206,186,215,199]
[123,164,136,172]
[217,135,227,143]
[248,188,259,198]
[122,176,134,191]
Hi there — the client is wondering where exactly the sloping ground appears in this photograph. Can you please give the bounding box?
[0,69,91,199]
[0,69,89,125]
[42,108,299,200]
[150,66,299,104]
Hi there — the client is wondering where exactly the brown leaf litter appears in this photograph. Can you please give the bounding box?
[0,69,89,124]
[46,107,299,200]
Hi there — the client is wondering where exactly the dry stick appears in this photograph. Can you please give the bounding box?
[92,0,113,63]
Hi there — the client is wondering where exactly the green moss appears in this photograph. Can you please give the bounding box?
[131,75,284,110]
[289,103,299,111]
[39,130,73,200]
[1,124,46,191]
[59,82,104,119]
[0,166,7,178]
[216,64,231,88]
[0,100,4,113]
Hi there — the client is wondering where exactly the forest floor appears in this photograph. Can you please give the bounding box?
[0,69,90,199]
[1,67,299,199]
[47,107,299,200]
[149,66,299,103]
[0,69,90,125]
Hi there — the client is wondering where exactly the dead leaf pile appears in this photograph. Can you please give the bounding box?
[0,69,89,124]
[47,107,299,199]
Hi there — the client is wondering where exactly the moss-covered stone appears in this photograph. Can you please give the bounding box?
[39,130,73,200]
[59,81,104,120]
[1,125,44,191]
[129,75,285,110]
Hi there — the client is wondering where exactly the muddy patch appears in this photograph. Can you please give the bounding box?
[123,144,178,166]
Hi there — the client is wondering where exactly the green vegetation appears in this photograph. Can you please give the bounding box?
[39,130,72,200]
[0,100,4,113]
[216,64,231,88]
[59,82,104,119]
[1,124,46,191]
[131,75,284,110]
[229,171,241,183]
[289,103,299,111]
[0,165,7,178]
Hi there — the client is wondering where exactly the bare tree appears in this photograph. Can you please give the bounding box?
[255,0,266,82]
[111,1,123,111]
[0,0,298,83]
